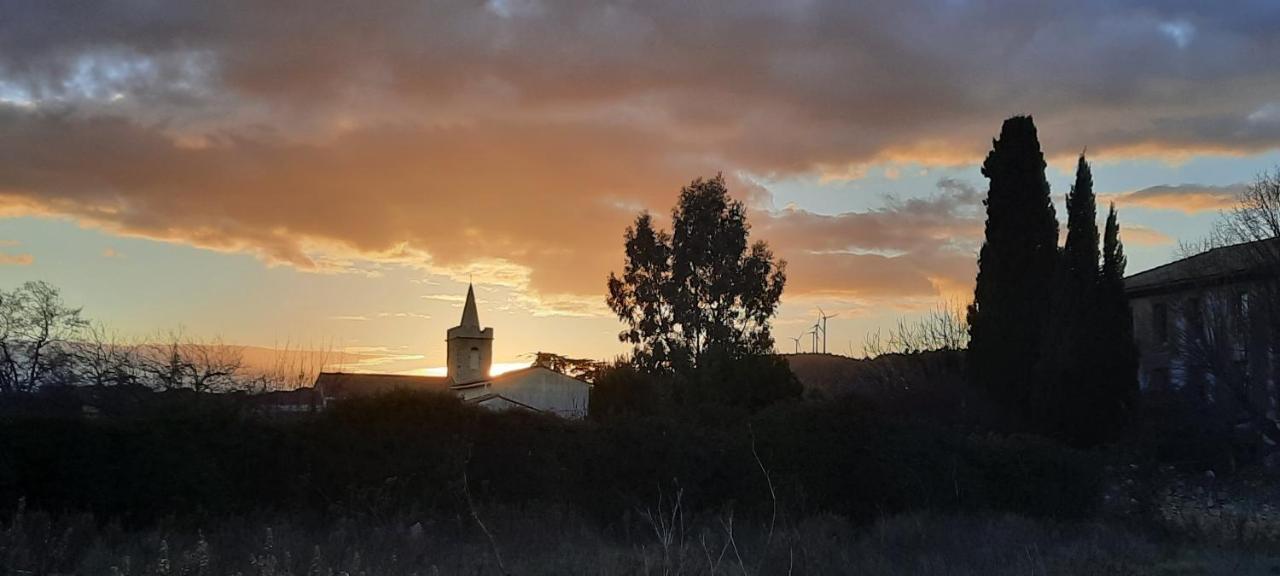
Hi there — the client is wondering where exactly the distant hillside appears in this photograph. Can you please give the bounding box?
[783,353,873,397]
[783,350,966,400]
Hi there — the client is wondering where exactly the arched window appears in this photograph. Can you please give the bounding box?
[469,347,480,370]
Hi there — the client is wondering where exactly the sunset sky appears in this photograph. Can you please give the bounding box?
[2,1,1279,373]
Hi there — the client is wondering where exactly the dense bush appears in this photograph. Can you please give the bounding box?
[0,390,1101,530]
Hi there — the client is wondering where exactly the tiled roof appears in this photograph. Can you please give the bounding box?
[1125,239,1280,295]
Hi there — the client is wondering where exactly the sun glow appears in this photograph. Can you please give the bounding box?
[404,361,532,378]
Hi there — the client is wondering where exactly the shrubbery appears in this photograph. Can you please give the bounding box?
[0,390,1101,529]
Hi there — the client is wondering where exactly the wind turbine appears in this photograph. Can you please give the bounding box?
[817,308,839,354]
[810,323,820,354]
[788,334,802,354]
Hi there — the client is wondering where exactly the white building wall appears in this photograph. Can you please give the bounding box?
[491,368,590,419]
[449,367,590,419]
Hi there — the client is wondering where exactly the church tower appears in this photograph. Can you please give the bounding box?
[446,284,494,385]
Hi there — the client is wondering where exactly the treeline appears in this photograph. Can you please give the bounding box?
[0,390,1099,530]
[966,116,1138,446]
[0,281,325,395]
[597,124,1143,447]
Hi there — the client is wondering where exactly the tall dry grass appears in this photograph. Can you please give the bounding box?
[4,499,1280,576]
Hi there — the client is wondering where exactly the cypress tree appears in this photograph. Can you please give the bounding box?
[1101,205,1127,299]
[967,116,1059,419]
[1035,154,1100,442]
[1096,203,1139,435]
[1062,154,1099,295]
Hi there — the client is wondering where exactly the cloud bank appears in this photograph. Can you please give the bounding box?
[1,0,1278,307]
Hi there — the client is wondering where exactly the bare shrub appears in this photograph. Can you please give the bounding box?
[1173,169,1280,456]
[863,300,969,358]
[138,329,245,392]
[0,281,88,392]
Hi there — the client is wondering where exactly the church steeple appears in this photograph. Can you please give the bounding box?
[446,283,493,385]
[460,283,480,328]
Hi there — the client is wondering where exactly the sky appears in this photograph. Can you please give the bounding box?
[2,0,1280,373]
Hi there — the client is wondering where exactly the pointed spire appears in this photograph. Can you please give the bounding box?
[460,283,480,328]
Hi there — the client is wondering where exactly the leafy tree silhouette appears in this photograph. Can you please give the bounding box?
[607,175,786,379]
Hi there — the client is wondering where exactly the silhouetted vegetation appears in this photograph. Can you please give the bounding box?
[863,301,969,357]
[605,175,797,413]
[607,175,787,376]
[1033,156,1138,445]
[531,351,606,383]
[1095,204,1141,441]
[0,282,328,400]
[967,116,1060,422]
[964,118,1139,445]
[1173,170,1280,453]
[5,118,1279,573]
[0,281,88,393]
[8,504,1278,576]
[0,390,1102,532]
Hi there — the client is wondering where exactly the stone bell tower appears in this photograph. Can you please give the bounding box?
[446,284,493,385]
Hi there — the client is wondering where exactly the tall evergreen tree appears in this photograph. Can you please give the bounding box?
[1096,203,1139,435]
[967,116,1059,417]
[1062,154,1099,295]
[1035,154,1100,442]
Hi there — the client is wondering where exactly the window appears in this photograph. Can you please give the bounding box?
[1153,303,1168,344]
[469,347,480,370]
[1238,292,1251,323]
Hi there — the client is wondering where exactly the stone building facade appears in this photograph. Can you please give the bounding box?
[1125,241,1278,426]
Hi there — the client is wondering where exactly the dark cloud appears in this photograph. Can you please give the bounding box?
[5,1,1280,163]
[759,178,983,298]
[1,0,1278,305]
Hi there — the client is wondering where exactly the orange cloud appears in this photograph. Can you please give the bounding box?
[0,251,33,266]
[0,239,32,265]
[1120,224,1175,246]
[1108,184,1243,214]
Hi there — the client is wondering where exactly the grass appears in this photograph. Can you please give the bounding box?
[4,500,1280,576]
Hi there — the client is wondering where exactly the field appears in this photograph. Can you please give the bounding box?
[5,505,1280,575]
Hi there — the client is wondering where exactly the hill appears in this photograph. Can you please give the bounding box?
[783,353,872,397]
[784,350,967,404]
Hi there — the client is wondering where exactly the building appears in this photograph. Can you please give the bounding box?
[253,386,321,414]
[1125,240,1278,419]
[314,285,590,418]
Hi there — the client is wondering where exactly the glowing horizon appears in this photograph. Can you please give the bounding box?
[402,362,537,379]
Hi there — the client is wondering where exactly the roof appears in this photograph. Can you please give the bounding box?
[314,372,451,398]
[464,392,543,413]
[447,283,493,340]
[446,365,580,390]
[254,387,319,406]
[460,283,480,328]
[1125,239,1280,296]
[315,365,589,398]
